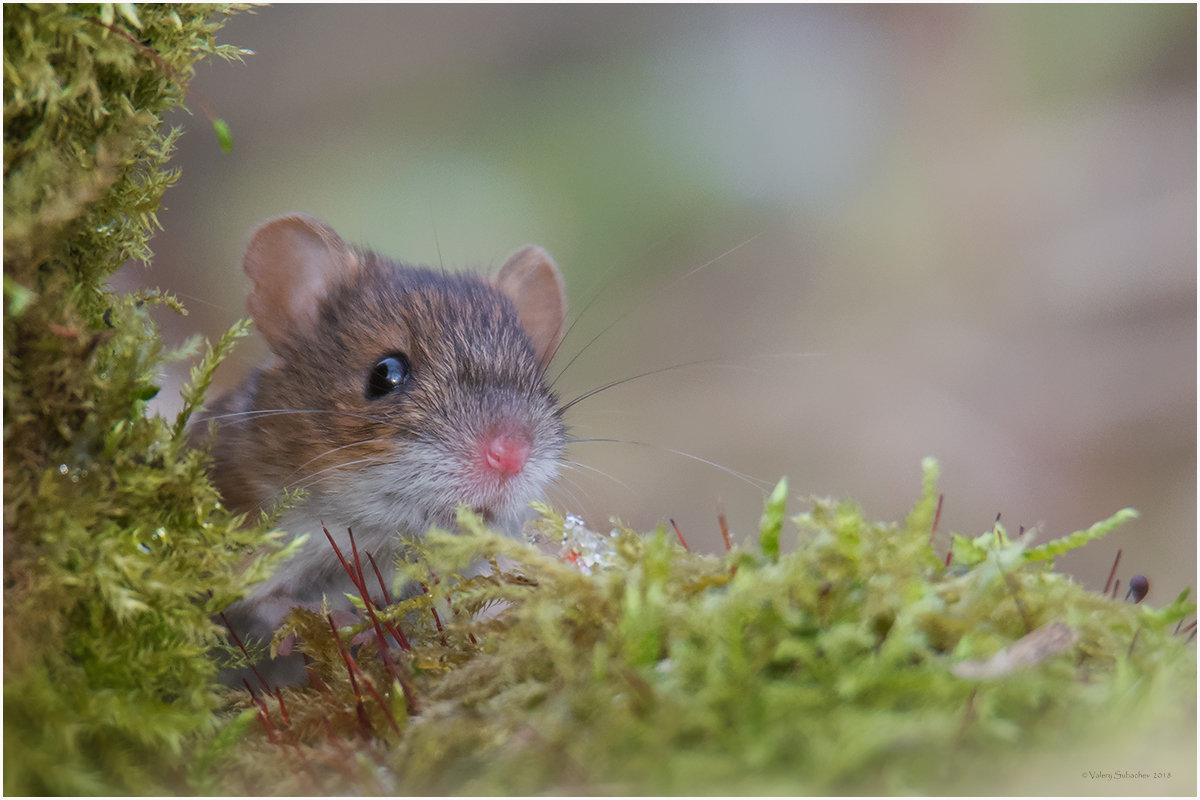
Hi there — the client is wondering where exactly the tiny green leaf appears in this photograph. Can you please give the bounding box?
[116,3,143,29]
[4,275,35,316]
[390,679,409,724]
[950,532,988,567]
[1024,508,1138,563]
[132,383,160,402]
[172,317,252,442]
[213,118,233,153]
[904,457,942,562]
[758,477,788,561]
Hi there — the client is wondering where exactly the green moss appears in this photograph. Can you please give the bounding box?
[212,462,1195,795]
[3,5,288,794]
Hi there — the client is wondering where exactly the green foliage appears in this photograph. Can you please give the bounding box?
[1024,507,1139,563]
[210,461,1195,795]
[213,117,234,153]
[756,475,787,560]
[3,3,250,289]
[2,4,285,795]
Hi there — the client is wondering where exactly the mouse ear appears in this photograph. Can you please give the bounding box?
[242,214,360,350]
[494,245,567,370]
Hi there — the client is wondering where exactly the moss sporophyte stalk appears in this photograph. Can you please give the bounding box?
[3,4,1194,796]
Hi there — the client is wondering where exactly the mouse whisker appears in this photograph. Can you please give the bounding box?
[203,407,404,430]
[559,359,760,413]
[554,489,589,519]
[279,438,400,486]
[284,455,393,493]
[566,437,773,493]
[542,271,621,378]
[542,226,688,377]
[558,458,634,493]
[543,473,585,511]
[551,468,596,507]
[744,351,825,362]
[550,230,766,385]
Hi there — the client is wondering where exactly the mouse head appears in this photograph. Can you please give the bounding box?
[235,213,568,531]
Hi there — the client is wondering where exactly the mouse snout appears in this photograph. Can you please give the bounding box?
[479,429,532,479]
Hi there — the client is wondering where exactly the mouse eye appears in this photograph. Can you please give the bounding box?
[365,353,411,399]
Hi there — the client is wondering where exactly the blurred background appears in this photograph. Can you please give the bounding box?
[117,5,1195,599]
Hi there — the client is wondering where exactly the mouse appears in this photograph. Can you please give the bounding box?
[198,213,568,682]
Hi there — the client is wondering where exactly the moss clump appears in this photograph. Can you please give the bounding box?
[212,460,1195,795]
[3,5,289,795]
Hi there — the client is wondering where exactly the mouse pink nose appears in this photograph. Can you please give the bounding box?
[482,431,531,478]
